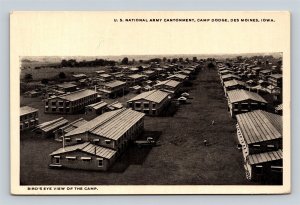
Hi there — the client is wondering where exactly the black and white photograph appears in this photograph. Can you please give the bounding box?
[10,11,290,194]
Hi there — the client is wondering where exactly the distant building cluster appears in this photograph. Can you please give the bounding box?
[20,59,202,172]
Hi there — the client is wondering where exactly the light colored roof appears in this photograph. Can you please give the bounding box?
[219,69,232,74]
[143,70,155,74]
[59,118,88,133]
[108,101,123,110]
[104,80,126,88]
[87,101,108,110]
[20,106,38,116]
[260,69,272,74]
[36,117,69,133]
[50,142,117,159]
[251,67,262,71]
[269,74,283,79]
[99,74,111,78]
[247,150,282,165]
[65,108,145,141]
[224,80,246,88]
[227,89,267,103]
[168,74,187,80]
[57,89,97,102]
[128,89,169,103]
[73,74,87,78]
[155,80,180,88]
[236,110,282,144]
[128,74,145,79]
[95,70,105,74]
[275,104,283,111]
[221,74,240,80]
[57,83,77,89]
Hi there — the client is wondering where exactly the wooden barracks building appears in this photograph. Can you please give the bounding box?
[20,106,39,131]
[227,89,268,117]
[45,89,98,114]
[127,89,171,116]
[49,108,145,171]
[236,110,282,182]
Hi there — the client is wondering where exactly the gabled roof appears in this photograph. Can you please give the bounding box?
[104,80,126,88]
[127,89,170,103]
[59,118,88,133]
[50,142,117,159]
[167,74,187,80]
[99,74,111,78]
[20,106,38,116]
[236,110,282,144]
[65,108,145,140]
[56,89,97,102]
[221,74,240,80]
[86,101,108,110]
[247,149,282,165]
[154,80,180,88]
[275,104,283,111]
[128,74,145,79]
[57,83,77,89]
[224,79,246,88]
[36,117,69,133]
[227,89,267,103]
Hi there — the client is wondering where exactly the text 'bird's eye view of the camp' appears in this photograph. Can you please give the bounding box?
[20,53,283,185]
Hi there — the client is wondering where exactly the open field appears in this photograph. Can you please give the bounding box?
[20,67,256,185]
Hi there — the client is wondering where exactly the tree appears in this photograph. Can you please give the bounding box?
[24,73,33,82]
[59,72,66,79]
[193,57,198,62]
[121,57,129,65]
[207,62,215,69]
[163,57,167,62]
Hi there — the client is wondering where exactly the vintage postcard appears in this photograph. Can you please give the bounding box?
[10,11,290,195]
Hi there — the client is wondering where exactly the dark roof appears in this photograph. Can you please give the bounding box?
[236,110,282,144]
[247,149,282,165]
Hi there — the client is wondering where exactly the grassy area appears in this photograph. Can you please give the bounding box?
[20,67,256,185]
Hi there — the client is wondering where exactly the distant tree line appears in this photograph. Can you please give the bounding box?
[61,58,116,67]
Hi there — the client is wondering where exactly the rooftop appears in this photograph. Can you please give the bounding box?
[104,80,126,88]
[59,118,88,133]
[128,74,145,79]
[227,89,267,103]
[57,83,77,89]
[35,117,69,133]
[65,108,145,140]
[86,101,108,110]
[128,89,170,103]
[223,79,246,88]
[50,142,117,159]
[155,79,180,88]
[260,69,272,74]
[269,74,283,79]
[20,106,38,116]
[236,110,282,144]
[221,74,240,80]
[56,89,97,102]
[247,149,282,165]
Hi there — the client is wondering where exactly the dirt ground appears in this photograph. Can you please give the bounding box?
[20,68,256,185]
